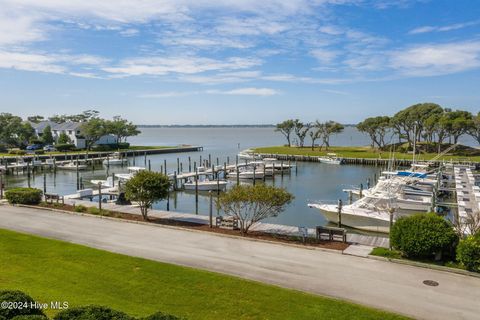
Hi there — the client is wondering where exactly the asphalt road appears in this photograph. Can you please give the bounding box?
[1,205,479,320]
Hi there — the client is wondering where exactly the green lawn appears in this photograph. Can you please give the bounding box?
[0,228,408,320]
[253,146,480,162]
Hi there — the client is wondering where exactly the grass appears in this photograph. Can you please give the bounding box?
[252,145,480,162]
[0,228,409,320]
[369,247,468,271]
[370,247,402,259]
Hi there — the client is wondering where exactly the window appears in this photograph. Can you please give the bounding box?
[68,130,73,134]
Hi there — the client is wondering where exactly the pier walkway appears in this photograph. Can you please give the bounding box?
[62,197,389,247]
[0,205,478,320]
[453,165,480,235]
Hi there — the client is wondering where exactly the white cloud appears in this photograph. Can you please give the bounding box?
[103,56,262,77]
[119,28,139,37]
[139,87,279,97]
[409,20,480,34]
[0,12,46,45]
[390,40,480,76]
[211,87,280,96]
[139,91,198,98]
[0,50,65,74]
[310,49,339,63]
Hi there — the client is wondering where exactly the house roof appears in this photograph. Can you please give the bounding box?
[31,121,82,132]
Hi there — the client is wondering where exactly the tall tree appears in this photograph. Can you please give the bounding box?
[0,113,30,147]
[293,119,311,147]
[467,112,480,146]
[125,171,171,220]
[309,129,321,150]
[217,184,293,235]
[443,110,473,144]
[106,116,140,145]
[315,120,344,150]
[27,115,44,123]
[391,103,443,148]
[275,120,295,147]
[17,123,35,147]
[57,132,72,144]
[80,118,108,150]
[42,125,54,144]
[357,116,391,149]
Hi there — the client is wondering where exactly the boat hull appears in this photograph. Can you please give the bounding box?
[184,181,227,191]
[310,204,391,233]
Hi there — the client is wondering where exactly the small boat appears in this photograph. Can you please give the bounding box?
[239,171,265,179]
[103,152,128,166]
[90,176,115,188]
[57,160,88,170]
[45,159,55,166]
[318,153,344,165]
[32,159,43,166]
[115,166,145,181]
[184,179,228,191]
[238,151,259,160]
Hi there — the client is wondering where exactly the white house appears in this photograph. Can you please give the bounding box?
[31,121,117,148]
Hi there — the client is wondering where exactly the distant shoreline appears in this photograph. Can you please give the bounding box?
[136,124,357,128]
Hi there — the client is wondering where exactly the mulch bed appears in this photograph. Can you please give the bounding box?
[37,202,349,251]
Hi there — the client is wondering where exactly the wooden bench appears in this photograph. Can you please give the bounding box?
[44,193,64,205]
[316,226,347,243]
[215,216,240,230]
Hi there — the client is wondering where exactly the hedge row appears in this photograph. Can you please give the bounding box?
[4,188,43,205]
[0,291,183,320]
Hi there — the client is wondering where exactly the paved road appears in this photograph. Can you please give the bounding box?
[1,206,479,320]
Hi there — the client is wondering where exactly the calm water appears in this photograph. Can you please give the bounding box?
[4,127,391,228]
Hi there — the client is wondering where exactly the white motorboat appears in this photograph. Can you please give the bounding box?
[309,202,391,233]
[238,151,259,160]
[32,159,43,166]
[184,179,228,191]
[57,160,88,170]
[103,152,128,166]
[115,166,145,181]
[318,153,344,165]
[90,176,114,188]
[239,171,265,179]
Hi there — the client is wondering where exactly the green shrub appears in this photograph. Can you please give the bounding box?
[34,150,45,155]
[456,233,480,272]
[91,144,115,152]
[117,142,130,150]
[142,311,183,320]
[390,213,458,259]
[370,247,402,259]
[0,145,7,153]
[87,207,104,215]
[74,205,87,213]
[55,144,75,152]
[8,150,26,156]
[11,315,48,320]
[53,305,134,320]
[0,290,45,319]
[5,188,43,205]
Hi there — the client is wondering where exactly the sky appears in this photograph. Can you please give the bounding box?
[0,0,479,124]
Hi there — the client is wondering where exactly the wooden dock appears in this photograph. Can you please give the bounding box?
[253,152,479,168]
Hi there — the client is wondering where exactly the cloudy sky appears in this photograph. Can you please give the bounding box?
[1,0,479,124]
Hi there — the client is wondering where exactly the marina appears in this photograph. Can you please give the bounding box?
[2,127,479,241]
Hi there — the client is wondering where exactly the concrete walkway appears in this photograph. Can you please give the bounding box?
[1,205,479,320]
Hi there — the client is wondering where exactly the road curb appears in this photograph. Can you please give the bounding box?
[367,254,480,279]
[14,204,343,255]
